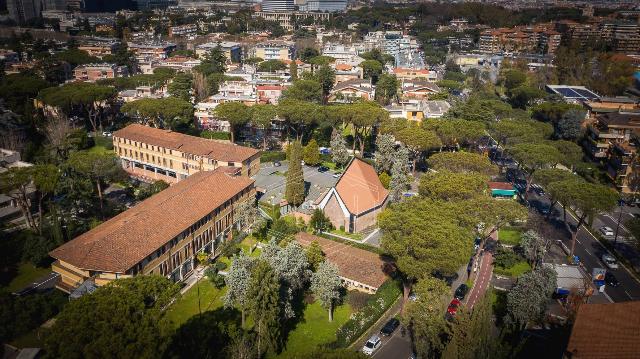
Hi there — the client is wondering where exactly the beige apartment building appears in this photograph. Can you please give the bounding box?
[73,63,128,82]
[252,41,296,61]
[113,124,260,183]
[50,169,255,293]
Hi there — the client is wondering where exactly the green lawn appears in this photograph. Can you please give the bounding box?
[328,229,363,241]
[274,301,352,358]
[494,261,531,278]
[498,228,523,246]
[165,279,226,328]
[87,145,110,154]
[4,263,51,293]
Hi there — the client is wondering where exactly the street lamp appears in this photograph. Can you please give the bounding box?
[613,199,625,247]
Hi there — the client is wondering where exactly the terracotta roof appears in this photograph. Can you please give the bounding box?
[488,182,514,190]
[295,232,387,289]
[566,302,640,359]
[335,64,353,71]
[335,158,388,215]
[49,169,254,273]
[114,124,259,163]
[257,85,285,91]
[333,79,372,92]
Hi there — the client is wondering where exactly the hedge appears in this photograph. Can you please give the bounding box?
[333,279,401,347]
[261,151,286,163]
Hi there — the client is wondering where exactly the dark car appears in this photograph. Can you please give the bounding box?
[380,318,400,336]
[605,272,620,287]
[454,284,469,300]
[317,166,329,173]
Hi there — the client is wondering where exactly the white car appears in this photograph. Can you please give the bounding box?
[362,335,382,355]
[602,254,619,269]
[599,226,614,237]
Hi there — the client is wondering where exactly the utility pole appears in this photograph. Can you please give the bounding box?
[613,199,625,247]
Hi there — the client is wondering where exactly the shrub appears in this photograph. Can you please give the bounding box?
[494,246,524,269]
[260,151,286,163]
[214,261,227,272]
[334,279,401,347]
[205,267,225,288]
[201,130,231,141]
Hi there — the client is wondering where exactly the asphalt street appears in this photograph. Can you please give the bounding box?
[528,190,640,302]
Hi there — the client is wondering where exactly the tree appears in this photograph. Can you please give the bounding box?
[520,230,548,270]
[548,179,618,256]
[427,152,497,175]
[501,68,527,90]
[551,140,583,170]
[375,74,399,105]
[257,59,287,73]
[404,277,450,358]
[196,47,227,75]
[311,261,342,322]
[360,60,383,83]
[247,260,282,356]
[374,133,396,173]
[260,241,311,318]
[506,267,557,329]
[224,252,256,328]
[508,85,545,109]
[303,139,321,166]
[534,168,581,218]
[419,170,488,202]
[555,109,584,140]
[213,102,251,143]
[167,72,193,102]
[251,104,277,150]
[508,142,562,198]
[277,99,324,140]
[348,102,387,154]
[235,199,263,235]
[442,292,494,359]
[379,198,472,308]
[66,151,123,216]
[425,119,486,150]
[299,47,319,63]
[316,65,336,103]
[289,60,298,80]
[396,126,441,174]
[389,145,411,202]
[38,82,117,133]
[330,132,350,168]
[0,164,59,234]
[310,209,331,234]
[285,141,305,207]
[306,240,326,270]
[281,80,323,104]
[44,276,180,359]
[625,217,640,252]
[121,97,194,131]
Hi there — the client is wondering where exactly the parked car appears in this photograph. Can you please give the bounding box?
[454,284,469,300]
[447,298,461,315]
[605,272,620,287]
[362,335,382,355]
[474,237,481,250]
[317,166,329,173]
[380,318,400,336]
[602,254,619,269]
[599,226,614,237]
[332,171,343,178]
[101,131,112,137]
[408,292,418,302]
[273,161,281,167]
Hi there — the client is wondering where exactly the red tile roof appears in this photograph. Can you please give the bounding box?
[49,169,254,273]
[335,158,388,215]
[114,124,259,163]
[566,302,640,359]
[295,232,387,289]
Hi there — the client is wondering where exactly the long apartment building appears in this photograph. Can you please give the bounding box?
[113,124,260,183]
[479,25,561,55]
[50,169,255,293]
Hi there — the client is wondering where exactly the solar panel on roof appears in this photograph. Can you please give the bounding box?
[556,87,581,98]
[574,89,599,99]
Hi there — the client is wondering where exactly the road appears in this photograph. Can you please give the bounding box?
[372,325,413,359]
[527,190,640,302]
[466,241,495,308]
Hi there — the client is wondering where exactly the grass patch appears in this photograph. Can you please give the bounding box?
[494,261,531,278]
[4,263,51,293]
[327,229,363,241]
[10,328,46,348]
[274,301,352,358]
[165,279,226,328]
[498,228,522,246]
[94,135,114,150]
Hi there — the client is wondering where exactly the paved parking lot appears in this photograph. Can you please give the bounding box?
[253,162,338,209]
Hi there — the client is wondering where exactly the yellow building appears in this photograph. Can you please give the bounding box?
[50,169,256,293]
[113,124,261,183]
[252,41,296,61]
